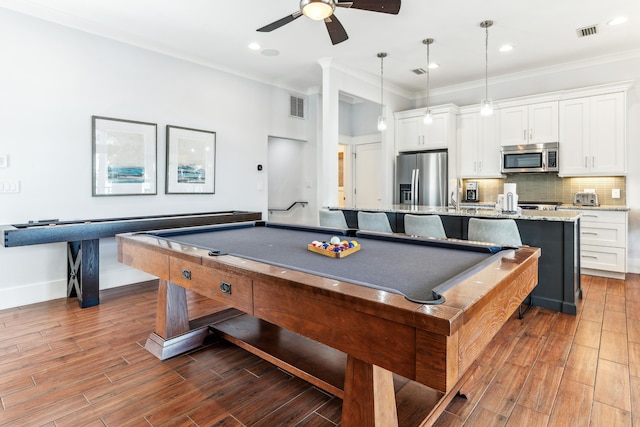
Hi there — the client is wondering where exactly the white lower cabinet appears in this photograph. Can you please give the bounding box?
[579,210,627,278]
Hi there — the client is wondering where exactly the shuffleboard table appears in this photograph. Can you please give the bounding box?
[116,221,540,426]
[2,210,261,307]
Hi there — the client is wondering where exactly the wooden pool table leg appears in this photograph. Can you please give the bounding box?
[145,279,208,360]
[342,355,398,427]
[145,280,243,360]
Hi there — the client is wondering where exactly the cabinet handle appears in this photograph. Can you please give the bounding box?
[582,232,599,235]
[529,129,533,140]
[523,129,527,140]
[473,161,477,172]
[592,156,595,168]
[478,161,482,172]
[582,255,598,259]
[584,156,588,168]
[583,214,599,218]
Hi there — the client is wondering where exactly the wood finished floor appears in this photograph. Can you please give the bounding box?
[0,274,638,426]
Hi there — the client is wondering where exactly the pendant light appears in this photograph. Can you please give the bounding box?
[377,52,387,131]
[480,20,493,116]
[422,38,434,125]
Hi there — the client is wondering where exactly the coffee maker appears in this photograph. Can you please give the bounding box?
[465,181,479,202]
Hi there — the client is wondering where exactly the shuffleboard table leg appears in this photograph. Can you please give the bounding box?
[342,355,398,427]
[67,239,100,308]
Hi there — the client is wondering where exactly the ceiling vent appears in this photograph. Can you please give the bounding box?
[412,68,426,75]
[576,25,598,37]
[290,95,305,119]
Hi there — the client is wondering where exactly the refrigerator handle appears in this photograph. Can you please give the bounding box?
[414,168,420,205]
[410,169,416,204]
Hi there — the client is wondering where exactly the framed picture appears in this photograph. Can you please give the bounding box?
[165,125,216,194]
[92,116,157,196]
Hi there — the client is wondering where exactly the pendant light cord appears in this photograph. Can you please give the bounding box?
[484,24,489,100]
[426,42,430,108]
[380,54,384,116]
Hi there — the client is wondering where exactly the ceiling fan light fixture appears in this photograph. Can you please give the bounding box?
[300,0,335,20]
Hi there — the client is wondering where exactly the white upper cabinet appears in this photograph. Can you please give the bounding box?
[395,106,457,152]
[559,92,625,176]
[457,111,502,178]
[499,101,558,145]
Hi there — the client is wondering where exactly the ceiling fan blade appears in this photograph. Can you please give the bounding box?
[336,0,401,14]
[257,11,303,32]
[325,15,349,45]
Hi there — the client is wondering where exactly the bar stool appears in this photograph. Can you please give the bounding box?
[357,211,393,233]
[468,218,529,318]
[404,214,447,238]
[319,210,348,228]
[468,218,522,246]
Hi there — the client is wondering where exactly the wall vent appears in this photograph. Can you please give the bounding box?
[290,95,305,119]
[412,68,426,75]
[576,25,598,37]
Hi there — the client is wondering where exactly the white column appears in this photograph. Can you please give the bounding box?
[318,57,340,208]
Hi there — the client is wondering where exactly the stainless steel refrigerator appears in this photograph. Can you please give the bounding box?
[396,150,448,206]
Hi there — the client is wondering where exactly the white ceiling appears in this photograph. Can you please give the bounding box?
[2,0,639,96]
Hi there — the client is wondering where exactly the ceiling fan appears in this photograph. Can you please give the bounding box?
[257,0,401,45]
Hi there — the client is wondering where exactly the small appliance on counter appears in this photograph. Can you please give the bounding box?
[465,181,479,202]
[574,192,599,207]
[496,183,519,213]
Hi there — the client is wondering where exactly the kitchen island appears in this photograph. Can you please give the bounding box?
[333,205,581,315]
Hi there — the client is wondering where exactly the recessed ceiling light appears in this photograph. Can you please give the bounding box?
[499,44,514,52]
[428,63,439,69]
[248,42,261,50]
[608,16,628,26]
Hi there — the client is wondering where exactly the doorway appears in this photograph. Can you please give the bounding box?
[267,136,313,225]
[353,142,382,208]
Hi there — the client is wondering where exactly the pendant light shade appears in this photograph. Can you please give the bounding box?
[422,38,434,125]
[377,52,387,131]
[480,20,493,117]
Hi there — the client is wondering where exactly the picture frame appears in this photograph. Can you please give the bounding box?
[165,125,216,194]
[92,116,157,196]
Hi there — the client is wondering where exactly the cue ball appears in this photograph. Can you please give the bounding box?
[330,236,341,245]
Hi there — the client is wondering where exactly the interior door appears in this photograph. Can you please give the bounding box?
[354,142,382,208]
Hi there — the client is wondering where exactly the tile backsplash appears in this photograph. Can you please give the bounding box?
[464,174,626,206]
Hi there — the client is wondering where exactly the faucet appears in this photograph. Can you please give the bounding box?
[450,191,458,211]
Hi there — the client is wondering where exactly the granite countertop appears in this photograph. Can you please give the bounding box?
[335,205,582,222]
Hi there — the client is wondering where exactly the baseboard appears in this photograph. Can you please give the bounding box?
[581,268,626,280]
[0,279,67,310]
[0,266,156,311]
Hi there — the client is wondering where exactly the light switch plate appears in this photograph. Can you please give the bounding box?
[0,154,8,168]
[0,180,20,193]
[612,189,621,199]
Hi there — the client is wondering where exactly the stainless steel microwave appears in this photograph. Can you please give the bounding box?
[501,142,559,173]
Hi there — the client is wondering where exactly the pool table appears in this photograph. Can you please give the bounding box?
[117,221,540,427]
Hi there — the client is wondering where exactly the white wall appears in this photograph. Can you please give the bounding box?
[0,9,311,308]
